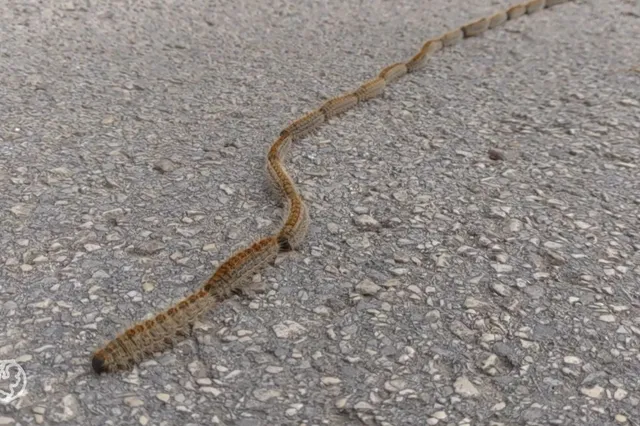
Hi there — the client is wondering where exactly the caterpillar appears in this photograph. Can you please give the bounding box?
[508,3,528,19]
[406,39,444,72]
[353,77,387,102]
[440,28,464,47]
[320,94,359,119]
[526,0,547,13]
[462,17,491,38]
[378,62,408,84]
[277,195,311,252]
[92,0,574,374]
[91,237,279,373]
[281,109,325,140]
[489,11,509,29]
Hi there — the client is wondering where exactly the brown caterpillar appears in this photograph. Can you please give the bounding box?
[526,0,546,14]
[353,77,386,102]
[202,237,280,299]
[277,195,310,251]
[440,28,464,47]
[93,0,575,374]
[265,158,310,251]
[378,62,408,84]
[546,0,570,6]
[266,151,299,197]
[281,109,325,140]
[507,3,528,19]
[462,17,491,38]
[406,39,444,72]
[268,132,294,161]
[320,94,359,119]
[92,237,279,373]
[489,11,509,29]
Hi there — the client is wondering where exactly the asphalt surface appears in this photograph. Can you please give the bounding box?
[1,0,639,425]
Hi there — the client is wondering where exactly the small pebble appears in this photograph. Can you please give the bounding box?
[454,376,480,397]
[156,393,170,403]
[355,279,381,295]
[599,314,616,323]
[580,385,604,399]
[488,148,506,160]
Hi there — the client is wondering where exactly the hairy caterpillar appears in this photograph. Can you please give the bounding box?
[507,4,528,19]
[353,77,386,102]
[267,152,299,197]
[320,94,359,119]
[406,39,444,72]
[92,0,575,374]
[378,62,408,84]
[526,0,546,14]
[92,237,279,373]
[277,195,310,252]
[546,0,570,6]
[489,11,509,29]
[268,132,294,163]
[281,109,325,140]
[440,28,464,47]
[265,157,310,251]
[462,17,491,38]
[202,237,280,299]
[265,133,295,196]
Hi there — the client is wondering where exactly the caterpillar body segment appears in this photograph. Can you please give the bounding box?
[545,0,569,6]
[92,238,279,374]
[379,62,408,83]
[440,28,464,47]
[266,156,286,199]
[462,17,491,38]
[267,156,309,252]
[507,4,527,19]
[203,237,280,298]
[281,109,325,140]
[406,39,443,72]
[526,0,546,13]
[489,11,509,29]
[92,289,216,374]
[268,133,293,161]
[277,195,310,252]
[266,154,299,199]
[320,94,359,119]
[353,77,386,102]
[266,134,293,197]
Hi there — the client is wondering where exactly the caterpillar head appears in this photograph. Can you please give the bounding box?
[92,352,108,374]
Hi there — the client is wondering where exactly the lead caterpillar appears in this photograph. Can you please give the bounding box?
[92,0,573,374]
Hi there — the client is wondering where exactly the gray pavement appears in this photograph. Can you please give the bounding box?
[1,0,639,425]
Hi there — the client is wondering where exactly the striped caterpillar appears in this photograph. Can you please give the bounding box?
[92,0,574,374]
[91,237,280,373]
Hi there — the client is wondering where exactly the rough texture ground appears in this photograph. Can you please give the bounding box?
[1,0,639,425]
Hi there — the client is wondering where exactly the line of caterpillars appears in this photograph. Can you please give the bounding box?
[91,0,573,374]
